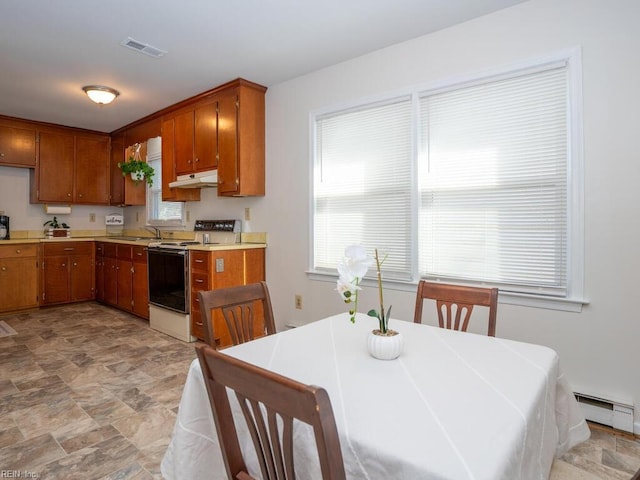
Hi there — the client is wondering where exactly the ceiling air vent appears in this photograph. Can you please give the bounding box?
[120,37,167,58]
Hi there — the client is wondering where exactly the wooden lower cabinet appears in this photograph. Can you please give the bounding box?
[132,246,149,319]
[189,247,266,347]
[99,242,148,319]
[0,244,39,313]
[41,242,94,305]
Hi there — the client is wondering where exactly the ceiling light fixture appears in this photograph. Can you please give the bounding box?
[82,85,120,105]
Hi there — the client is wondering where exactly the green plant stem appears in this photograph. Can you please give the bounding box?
[350,278,360,323]
[375,248,386,333]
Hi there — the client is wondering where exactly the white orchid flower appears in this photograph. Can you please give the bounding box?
[342,244,374,279]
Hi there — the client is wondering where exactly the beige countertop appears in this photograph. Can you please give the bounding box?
[0,237,266,250]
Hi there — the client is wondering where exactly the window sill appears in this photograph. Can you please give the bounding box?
[307,271,588,313]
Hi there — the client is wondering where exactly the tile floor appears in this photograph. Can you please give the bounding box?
[0,302,638,479]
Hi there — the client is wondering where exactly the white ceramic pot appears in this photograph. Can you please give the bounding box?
[131,171,144,182]
[367,329,403,360]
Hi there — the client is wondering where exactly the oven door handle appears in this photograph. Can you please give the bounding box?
[148,248,187,256]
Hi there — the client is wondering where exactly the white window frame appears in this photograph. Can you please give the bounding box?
[145,136,185,227]
[309,48,585,312]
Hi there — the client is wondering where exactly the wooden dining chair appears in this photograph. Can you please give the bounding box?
[413,280,498,336]
[198,281,276,349]
[195,344,347,480]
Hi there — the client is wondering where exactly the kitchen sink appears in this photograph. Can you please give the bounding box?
[111,236,152,241]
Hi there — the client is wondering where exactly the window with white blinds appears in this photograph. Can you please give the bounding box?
[418,65,569,296]
[146,137,184,226]
[314,98,413,280]
[312,52,582,300]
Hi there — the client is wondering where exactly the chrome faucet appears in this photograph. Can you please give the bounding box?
[146,226,162,239]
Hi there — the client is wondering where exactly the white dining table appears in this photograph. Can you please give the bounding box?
[161,313,590,480]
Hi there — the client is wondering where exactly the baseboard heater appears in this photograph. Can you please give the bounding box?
[574,392,634,433]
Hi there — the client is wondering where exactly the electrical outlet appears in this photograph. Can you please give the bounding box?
[244,207,251,221]
[186,210,191,222]
[136,212,140,222]
[89,213,96,222]
[294,294,303,310]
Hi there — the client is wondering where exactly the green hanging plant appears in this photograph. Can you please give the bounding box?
[117,143,155,185]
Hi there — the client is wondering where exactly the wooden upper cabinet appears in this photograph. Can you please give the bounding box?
[194,102,218,172]
[36,130,75,202]
[31,127,110,205]
[76,134,110,204]
[160,118,200,202]
[110,133,125,205]
[174,102,218,176]
[0,117,37,168]
[217,81,266,197]
[174,110,194,175]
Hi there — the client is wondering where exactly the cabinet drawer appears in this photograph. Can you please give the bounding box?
[191,272,210,291]
[190,251,209,272]
[0,244,38,258]
[43,242,92,256]
[132,246,147,262]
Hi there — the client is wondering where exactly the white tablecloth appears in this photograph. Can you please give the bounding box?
[161,313,589,480]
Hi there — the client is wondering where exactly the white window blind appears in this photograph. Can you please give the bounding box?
[418,65,568,295]
[314,98,413,280]
[146,137,184,226]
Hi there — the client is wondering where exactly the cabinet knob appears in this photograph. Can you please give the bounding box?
[61,263,66,267]
[195,321,203,326]
[0,153,4,157]
[67,193,72,197]
[195,279,204,283]
[1,266,6,271]
[73,262,78,266]
[195,157,199,163]
[15,249,21,254]
[78,193,83,198]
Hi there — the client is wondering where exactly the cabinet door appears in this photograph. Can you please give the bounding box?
[174,110,195,175]
[244,248,266,284]
[42,254,70,305]
[217,92,239,196]
[117,259,133,311]
[70,254,94,301]
[0,122,36,167]
[103,256,118,306]
[110,134,125,205]
[160,118,200,202]
[217,83,266,197]
[95,253,104,302]
[132,246,149,318]
[210,250,246,347]
[194,102,218,172]
[37,130,75,202]
[76,135,109,204]
[0,257,38,311]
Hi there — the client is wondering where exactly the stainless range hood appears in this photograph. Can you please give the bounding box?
[169,170,218,189]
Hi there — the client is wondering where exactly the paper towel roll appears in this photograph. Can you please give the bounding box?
[44,205,72,215]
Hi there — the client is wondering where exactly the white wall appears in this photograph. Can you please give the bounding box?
[262,0,640,428]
